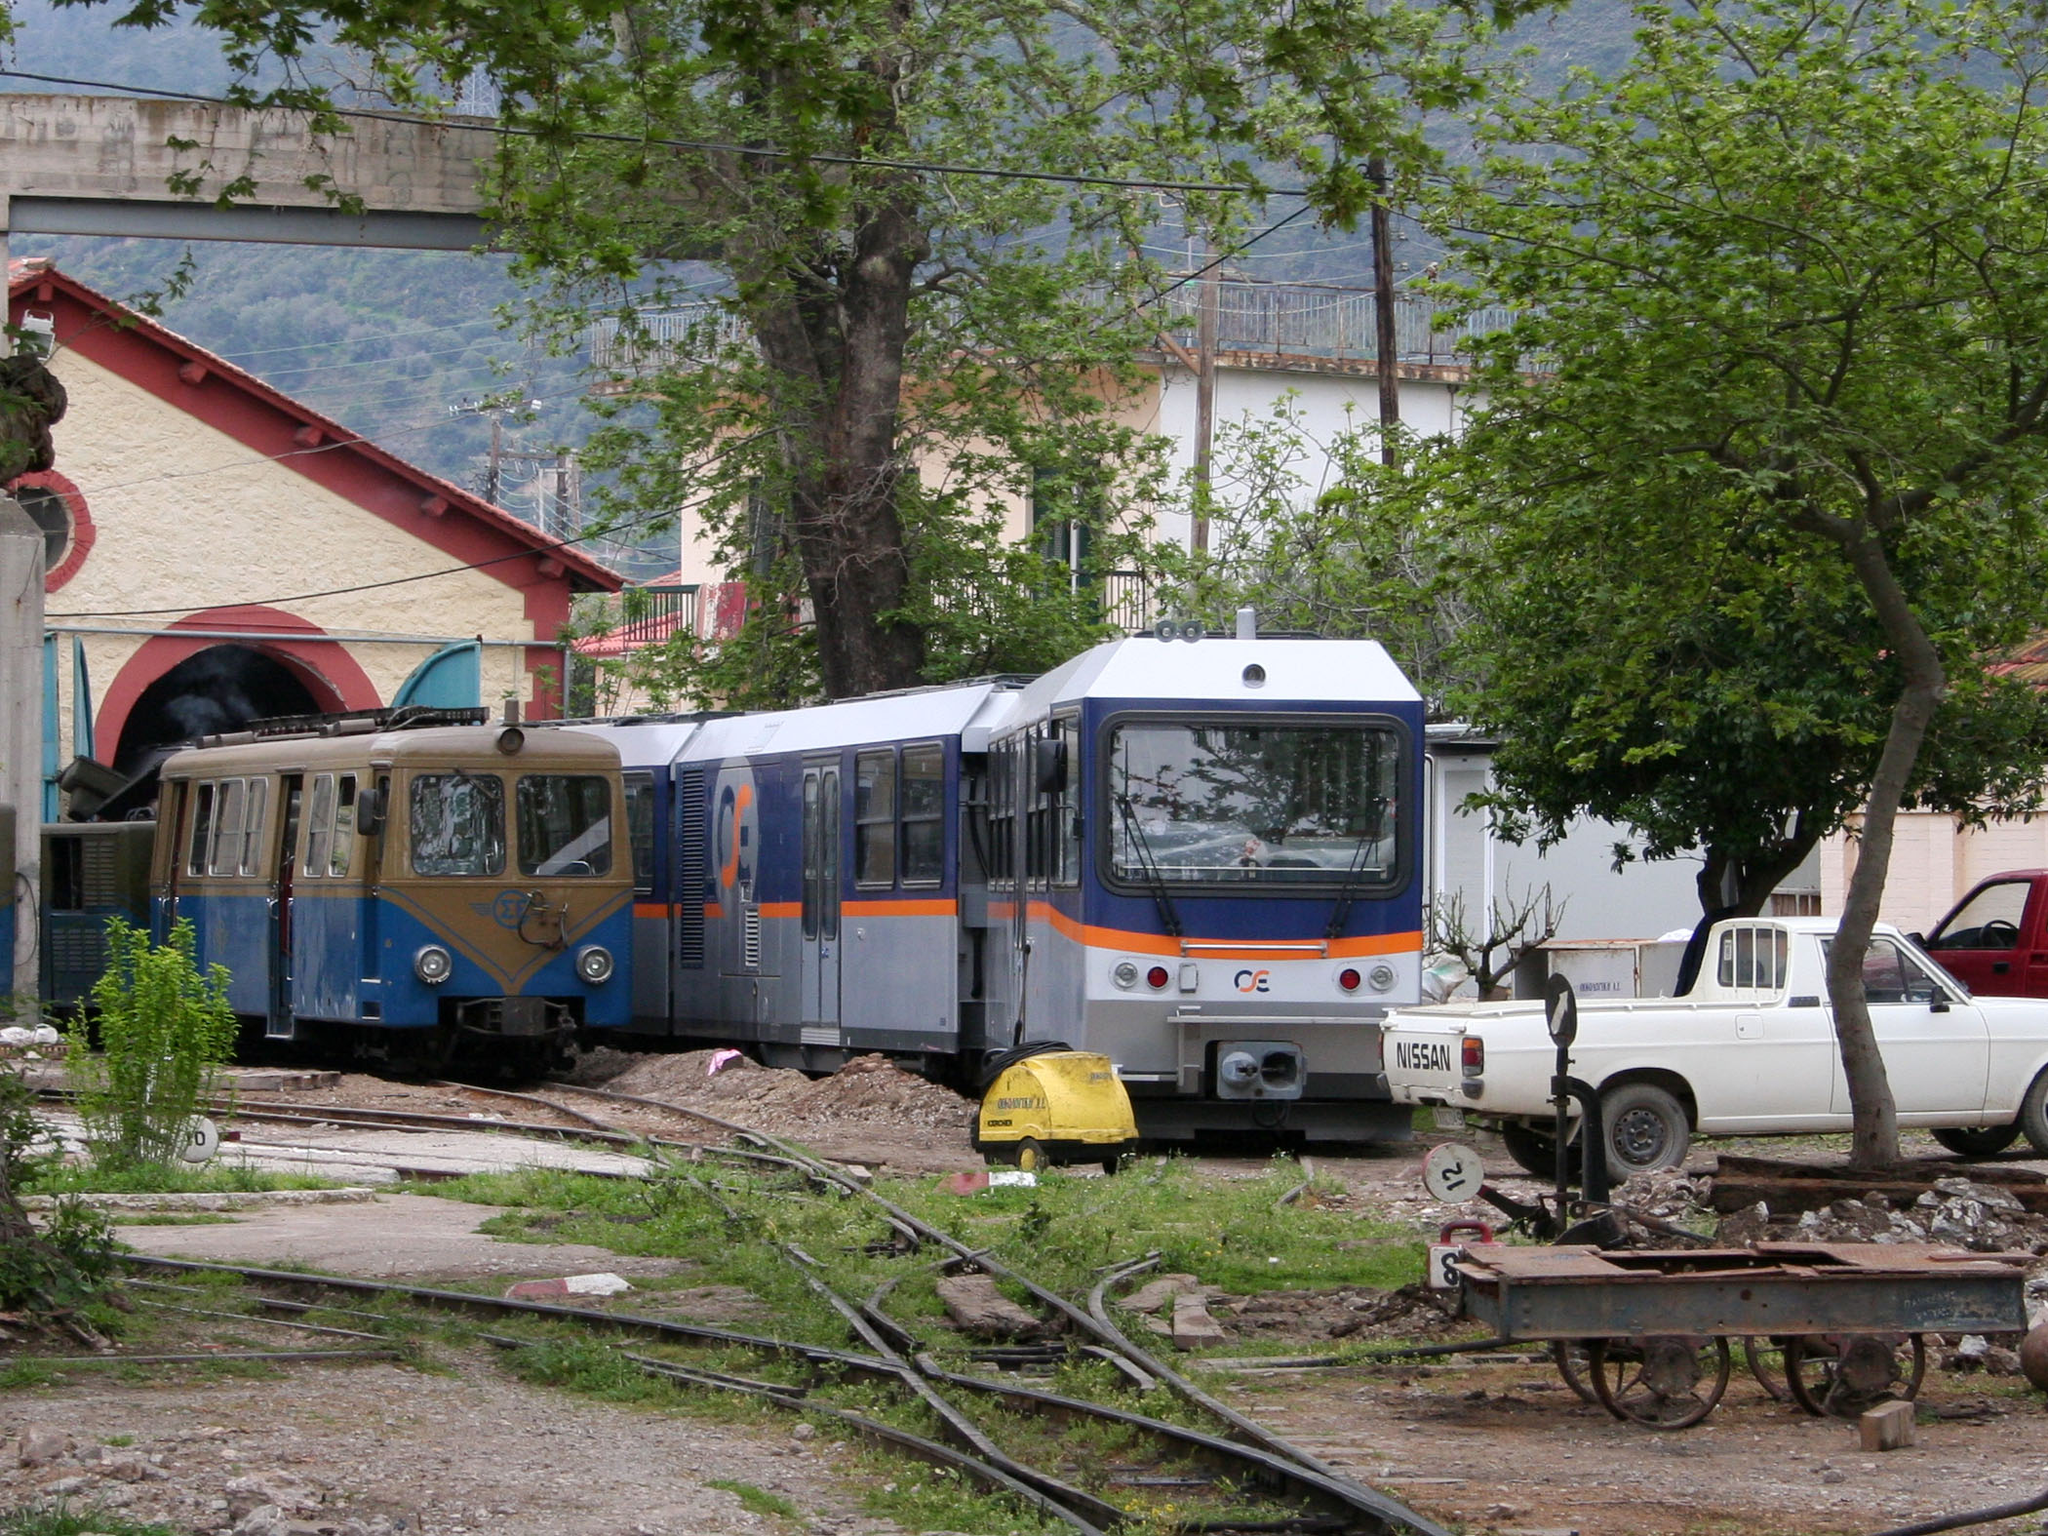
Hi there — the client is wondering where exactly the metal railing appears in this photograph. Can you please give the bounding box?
[1154,283,1511,366]
[611,584,699,647]
[1100,570,1153,632]
[583,283,1510,375]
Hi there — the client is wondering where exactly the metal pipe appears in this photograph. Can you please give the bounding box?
[1866,1486,2048,1536]
[45,623,543,649]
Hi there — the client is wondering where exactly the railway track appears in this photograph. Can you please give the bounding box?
[89,1077,1450,1535]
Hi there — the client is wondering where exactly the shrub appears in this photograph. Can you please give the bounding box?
[0,1069,114,1321]
[66,917,236,1168]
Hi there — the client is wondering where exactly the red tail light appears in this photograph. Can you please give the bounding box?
[1461,1036,1485,1076]
[1337,967,1362,991]
[1146,965,1170,990]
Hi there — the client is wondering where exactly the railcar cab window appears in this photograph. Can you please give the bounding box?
[517,776,613,876]
[329,777,357,878]
[856,749,897,887]
[902,744,944,885]
[203,778,269,878]
[411,772,506,877]
[1107,719,1401,887]
[624,773,655,892]
[186,782,214,877]
[304,775,335,877]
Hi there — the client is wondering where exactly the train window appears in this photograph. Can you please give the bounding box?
[1107,719,1403,887]
[1053,717,1081,886]
[304,775,335,877]
[516,775,613,876]
[411,772,506,877]
[802,773,822,939]
[624,774,655,893]
[330,776,357,878]
[1025,729,1049,885]
[208,779,246,876]
[241,778,269,876]
[901,744,944,885]
[989,740,1015,888]
[186,782,215,877]
[822,767,841,940]
[855,749,897,887]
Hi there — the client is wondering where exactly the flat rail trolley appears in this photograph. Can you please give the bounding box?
[1451,1241,2030,1428]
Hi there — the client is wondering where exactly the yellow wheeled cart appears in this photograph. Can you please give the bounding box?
[973,1049,1138,1173]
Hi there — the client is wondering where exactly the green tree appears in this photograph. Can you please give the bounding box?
[1436,0,2048,1166]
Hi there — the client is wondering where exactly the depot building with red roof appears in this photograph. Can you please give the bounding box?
[10,258,622,799]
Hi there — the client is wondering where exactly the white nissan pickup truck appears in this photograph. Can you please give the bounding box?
[1381,916,2048,1175]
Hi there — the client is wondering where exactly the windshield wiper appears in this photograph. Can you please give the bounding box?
[1324,831,1380,942]
[1117,795,1182,941]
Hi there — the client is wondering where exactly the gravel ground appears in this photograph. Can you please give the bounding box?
[13,1047,2048,1536]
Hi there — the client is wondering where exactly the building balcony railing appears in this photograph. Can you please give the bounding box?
[1154,283,1512,367]
[583,282,1512,376]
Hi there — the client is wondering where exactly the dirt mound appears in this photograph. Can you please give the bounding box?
[606,1049,976,1142]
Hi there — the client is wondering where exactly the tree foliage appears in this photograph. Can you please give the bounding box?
[1435,0,2048,1164]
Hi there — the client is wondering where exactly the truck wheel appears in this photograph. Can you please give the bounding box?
[2019,1070,2048,1156]
[1501,1121,1579,1180]
[1931,1125,2022,1157]
[1601,1083,1690,1175]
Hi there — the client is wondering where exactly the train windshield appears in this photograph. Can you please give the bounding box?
[517,775,614,876]
[1108,720,1400,886]
[410,772,507,877]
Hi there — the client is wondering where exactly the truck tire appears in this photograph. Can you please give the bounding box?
[1601,1083,1690,1174]
[1501,1121,1579,1180]
[2020,1070,2048,1156]
[1931,1125,2022,1157]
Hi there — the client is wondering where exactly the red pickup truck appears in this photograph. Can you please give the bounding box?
[1922,870,2048,996]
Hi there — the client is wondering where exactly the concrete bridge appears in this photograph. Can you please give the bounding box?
[0,92,498,257]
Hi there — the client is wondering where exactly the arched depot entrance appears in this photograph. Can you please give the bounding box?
[98,607,383,779]
[111,647,331,775]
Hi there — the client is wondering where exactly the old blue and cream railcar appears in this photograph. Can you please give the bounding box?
[152,715,632,1067]
[588,632,1424,1140]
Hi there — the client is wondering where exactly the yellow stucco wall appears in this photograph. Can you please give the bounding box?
[1821,813,2048,933]
[44,346,550,765]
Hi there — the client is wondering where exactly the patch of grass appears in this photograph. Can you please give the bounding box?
[0,1360,63,1389]
[0,1503,184,1536]
[704,1479,799,1520]
[23,1164,341,1197]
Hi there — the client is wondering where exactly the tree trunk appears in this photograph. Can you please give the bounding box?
[1820,517,1946,1170]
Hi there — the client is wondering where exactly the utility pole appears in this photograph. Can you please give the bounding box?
[1370,156,1402,469]
[1191,239,1220,555]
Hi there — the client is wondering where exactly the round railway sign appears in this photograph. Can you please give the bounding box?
[1544,972,1579,1048]
[178,1116,220,1165]
[1421,1142,1485,1204]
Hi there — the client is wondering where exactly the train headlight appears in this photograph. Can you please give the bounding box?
[576,945,615,984]
[1112,960,1140,990]
[414,945,453,985]
[1368,963,1398,993]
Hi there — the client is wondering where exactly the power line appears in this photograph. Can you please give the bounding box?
[0,68,1307,199]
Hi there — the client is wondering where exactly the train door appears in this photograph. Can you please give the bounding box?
[800,760,841,1029]
[269,774,303,1039]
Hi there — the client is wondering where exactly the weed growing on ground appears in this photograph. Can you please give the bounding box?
[704,1479,800,1520]
[0,1503,183,1536]
[65,918,236,1168]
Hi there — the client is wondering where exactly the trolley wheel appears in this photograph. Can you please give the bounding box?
[1586,1336,1730,1429]
[1013,1137,1048,1174]
[1552,1339,1603,1406]
[1784,1334,1927,1419]
[1739,1336,1792,1403]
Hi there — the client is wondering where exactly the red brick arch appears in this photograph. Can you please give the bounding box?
[97,605,383,765]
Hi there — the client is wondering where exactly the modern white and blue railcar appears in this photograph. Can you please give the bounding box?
[579,631,1424,1140]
